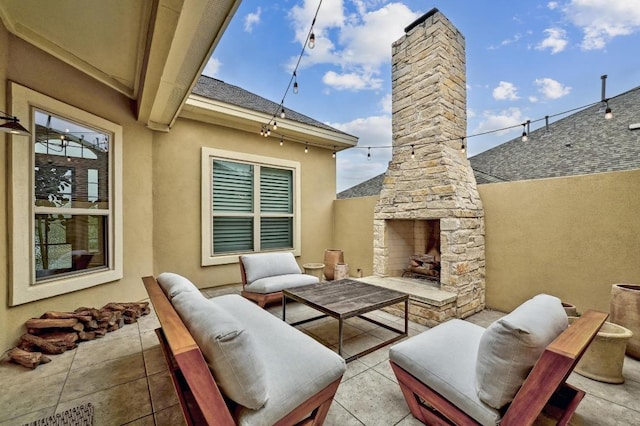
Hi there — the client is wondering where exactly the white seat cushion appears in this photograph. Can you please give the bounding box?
[241,252,302,283]
[245,273,319,294]
[156,272,200,300]
[211,294,346,426]
[390,320,502,426]
[171,291,269,410]
[476,294,568,409]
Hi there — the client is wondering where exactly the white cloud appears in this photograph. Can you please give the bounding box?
[289,1,421,91]
[473,107,524,137]
[529,95,539,103]
[322,71,383,91]
[535,78,572,99]
[329,114,392,191]
[488,33,523,50]
[380,93,392,114]
[563,0,640,50]
[493,81,519,101]
[202,57,221,77]
[547,2,559,10]
[536,28,568,54]
[244,7,262,33]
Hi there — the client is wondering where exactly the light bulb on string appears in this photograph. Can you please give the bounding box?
[266,127,271,137]
[273,121,277,130]
[280,107,286,119]
[279,137,284,146]
[308,32,315,49]
[332,146,336,159]
[293,72,299,94]
[460,138,466,154]
[259,127,264,137]
[604,100,613,120]
[521,121,529,142]
[410,145,415,159]
[304,142,309,154]
[367,147,371,161]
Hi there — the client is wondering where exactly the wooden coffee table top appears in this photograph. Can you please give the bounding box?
[283,278,408,318]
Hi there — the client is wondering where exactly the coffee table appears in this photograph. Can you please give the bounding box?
[282,279,409,362]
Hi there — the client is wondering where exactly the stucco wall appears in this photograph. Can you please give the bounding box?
[479,169,640,314]
[0,33,154,351]
[152,117,336,288]
[333,169,640,315]
[334,195,377,277]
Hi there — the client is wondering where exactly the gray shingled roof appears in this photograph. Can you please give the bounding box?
[338,85,640,198]
[192,75,351,135]
[469,85,640,182]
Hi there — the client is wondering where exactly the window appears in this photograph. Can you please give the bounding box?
[8,82,122,305]
[202,148,300,265]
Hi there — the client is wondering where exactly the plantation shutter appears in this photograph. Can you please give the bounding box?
[212,160,253,253]
[260,167,293,249]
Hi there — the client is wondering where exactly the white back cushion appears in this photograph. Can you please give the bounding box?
[476,294,568,409]
[172,291,269,410]
[156,272,200,300]
[241,252,302,283]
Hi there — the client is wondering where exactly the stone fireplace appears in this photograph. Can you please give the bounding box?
[372,9,485,324]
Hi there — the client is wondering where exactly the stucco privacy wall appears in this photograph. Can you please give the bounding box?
[479,169,640,314]
[0,32,154,351]
[152,117,336,287]
[334,168,640,314]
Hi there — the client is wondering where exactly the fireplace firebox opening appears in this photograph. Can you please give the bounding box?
[383,219,441,282]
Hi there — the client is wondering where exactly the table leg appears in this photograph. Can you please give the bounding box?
[282,294,287,321]
[338,318,344,357]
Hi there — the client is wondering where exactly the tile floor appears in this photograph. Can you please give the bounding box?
[1,284,639,426]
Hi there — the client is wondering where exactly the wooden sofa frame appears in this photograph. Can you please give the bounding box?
[143,275,341,426]
[390,309,608,426]
[238,257,284,308]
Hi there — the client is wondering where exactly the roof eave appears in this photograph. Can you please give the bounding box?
[181,94,358,149]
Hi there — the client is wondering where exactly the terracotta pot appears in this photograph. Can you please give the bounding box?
[610,283,640,359]
[323,249,344,280]
[562,302,577,317]
[568,317,632,384]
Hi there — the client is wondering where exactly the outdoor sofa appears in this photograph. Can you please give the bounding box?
[143,272,346,425]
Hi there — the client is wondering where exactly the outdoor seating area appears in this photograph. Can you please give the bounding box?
[1,282,639,426]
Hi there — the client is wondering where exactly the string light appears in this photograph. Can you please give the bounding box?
[521,121,529,142]
[367,147,371,160]
[332,146,336,159]
[460,137,466,153]
[279,137,284,146]
[304,142,309,153]
[604,100,613,120]
[259,0,323,141]
[410,145,415,159]
[273,121,277,130]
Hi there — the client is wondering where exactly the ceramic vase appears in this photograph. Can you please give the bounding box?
[610,283,640,359]
[323,249,344,280]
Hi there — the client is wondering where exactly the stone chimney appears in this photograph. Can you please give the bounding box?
[373,9,485,320]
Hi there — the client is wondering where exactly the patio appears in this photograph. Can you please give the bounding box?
[1,283,639,426]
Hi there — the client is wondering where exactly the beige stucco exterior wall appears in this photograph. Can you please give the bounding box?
[332,169,640,315]
[0,32,155,351]
[334,196,377,277]
[151,117,336,287]
[479,169,640,314]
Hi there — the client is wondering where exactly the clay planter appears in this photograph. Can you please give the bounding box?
[562,302,577,317]
[568,317,633,384]
[610,283,640,359]
[323,249,344,280]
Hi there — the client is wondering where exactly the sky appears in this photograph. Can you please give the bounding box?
[205,0,640,192]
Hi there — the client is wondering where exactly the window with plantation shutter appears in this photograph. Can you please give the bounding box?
[202,148,300,265]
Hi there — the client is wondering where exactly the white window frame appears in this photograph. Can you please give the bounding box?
[201,147,301,266]
[8,82,123,306]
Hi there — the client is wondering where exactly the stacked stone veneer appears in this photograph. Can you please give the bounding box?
[373,9,485,323]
